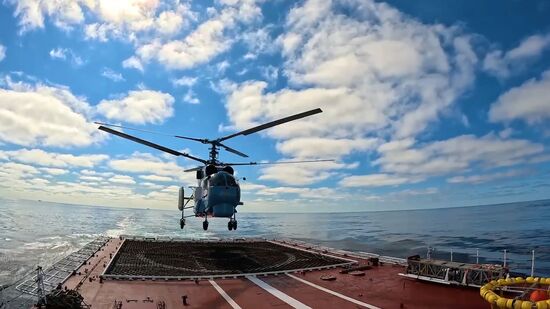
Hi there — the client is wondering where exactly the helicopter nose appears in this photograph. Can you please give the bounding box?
[212,203,235,217]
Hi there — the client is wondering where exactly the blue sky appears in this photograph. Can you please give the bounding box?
[0,0,549,212]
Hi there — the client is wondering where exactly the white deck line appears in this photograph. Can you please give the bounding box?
[246,275,312,309]
[100,238,125,277]
[286,274,381,309]
[208,280,242,309]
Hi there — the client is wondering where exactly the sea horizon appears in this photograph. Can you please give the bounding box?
[1,198,549,286]
[4,196,550,214]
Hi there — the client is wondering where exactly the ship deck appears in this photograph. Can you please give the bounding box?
[59,237,488,309]
[103,239,354,278]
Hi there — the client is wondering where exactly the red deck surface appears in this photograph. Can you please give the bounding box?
[60,238,488,309]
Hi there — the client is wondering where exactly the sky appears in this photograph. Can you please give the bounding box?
[0,0,549,212]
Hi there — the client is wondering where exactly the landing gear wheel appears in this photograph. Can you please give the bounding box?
[180,218,186,229]
[203,220,209,231]
[233,221,237,230]
[228,221,233,231]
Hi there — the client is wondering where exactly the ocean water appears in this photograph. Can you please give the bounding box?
[0,199,549,286]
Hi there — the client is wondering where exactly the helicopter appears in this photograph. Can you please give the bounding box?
[96,108,330,231]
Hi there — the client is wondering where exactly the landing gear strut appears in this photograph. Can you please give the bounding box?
[228,214,237,231]
[180,211,186,229]
[203,216,209,231]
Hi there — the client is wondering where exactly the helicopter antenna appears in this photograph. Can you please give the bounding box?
[223,159,334,166]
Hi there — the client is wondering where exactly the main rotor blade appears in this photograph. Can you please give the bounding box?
[98,126,207,164]
[223,159,334,166]
[184,166,204,172]
[217,142,248,158]
[218,108,323,142]
[95,122,206,143]
[174,135,208,143]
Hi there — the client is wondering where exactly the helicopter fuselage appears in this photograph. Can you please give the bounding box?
[193,170,241,218]
[97,107,325,231]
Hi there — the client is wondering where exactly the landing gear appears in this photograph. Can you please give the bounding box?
[203,216,209,231]
[180,210,186,229]
[228,214,237,231]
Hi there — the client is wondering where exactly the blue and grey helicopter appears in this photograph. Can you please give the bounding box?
[96,108,330,231]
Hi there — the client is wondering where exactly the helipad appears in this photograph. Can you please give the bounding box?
[102,239,356,279]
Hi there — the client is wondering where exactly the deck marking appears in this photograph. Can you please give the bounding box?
[209,279,242,309]
[246,275,312,309]
[287,274,381,309]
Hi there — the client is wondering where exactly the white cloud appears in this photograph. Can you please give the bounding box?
[91,0,192,38]
[155,9,184,35]
[243,52,256,60]
[139,174,173,182]
[260,65,278,83]
[483,33,550,78]
[217,60,230,74]
[375,134,544,177]
[0,45,6,62]
[183,89,200,104]
[96,90,174,124]
[447,169,531,184]
[80,175,103,182]
[241,26,276,57]
[0,162,39,177]
[80,169,114,177]
[49,48,84,66]
[122,56,144,72]
[258,161,356,186]
[108,152,196,185]
[109,153,177,175]
[7,0,86,32]
[276,137,377,159]
[0,151,188,209]
[101,67,125,82]
[331,132,546,189]
[134,1,261,70]
[84,23,111,42]
[499,128,514,139]
[0,148,108,168]
[489,70,550,124]
[39,167,68,175]
[7,0,194,43]
[172,76,197,87]
[141,182,163,190]
[223,0,478,177]
[108,175,136,185]
[94,0,160,26]
[253,186,342,200]
[340,173,418,187]
[138,18,230,70]
[390,187,438,196]
[49,48,67,59]
[0,78,102,147]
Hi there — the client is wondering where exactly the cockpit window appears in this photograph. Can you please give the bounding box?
[209,173,226,187]
[226,176,237,187]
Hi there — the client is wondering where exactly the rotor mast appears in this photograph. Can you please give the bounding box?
[208,143,219,165]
